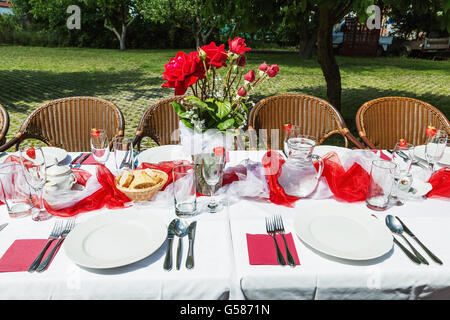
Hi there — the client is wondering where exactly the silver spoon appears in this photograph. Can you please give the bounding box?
[174,219,189,270]
[385,215,428,265]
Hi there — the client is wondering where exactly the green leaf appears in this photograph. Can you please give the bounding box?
[217,118,235,131]
[171,102,188,118]
[215,100,232,119]
[184,96,209,110]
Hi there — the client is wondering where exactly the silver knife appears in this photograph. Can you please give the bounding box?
[74,153,90,168]
[0,223,8,232]
[186,221,197,269]
[163,219,177,271]
[396,216,443,265]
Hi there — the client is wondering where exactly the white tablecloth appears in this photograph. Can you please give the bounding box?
[0,147,449,300]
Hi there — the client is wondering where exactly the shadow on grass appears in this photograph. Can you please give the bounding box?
[0,69,167,115]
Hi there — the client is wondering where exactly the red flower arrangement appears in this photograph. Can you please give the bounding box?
[161,37,279,131]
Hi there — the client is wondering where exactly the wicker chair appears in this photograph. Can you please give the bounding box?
[0,104,10,147]
[0,97,125,152]
[248,94,364,149]
[356,97,450,149]
[132,96,184,151]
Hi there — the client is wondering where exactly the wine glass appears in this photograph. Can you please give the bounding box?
[19,146,51,221]
[425,130,448,172]
[283,124,301,156]
[390,141,414,206]
[91,129,110,165]
[201,148,225,213]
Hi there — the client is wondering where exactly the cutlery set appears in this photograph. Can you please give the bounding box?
[69,153,90,168]
[266,215,296,267]
[164,219,197,271]
[385,215,442,265]
[28,218,76,273]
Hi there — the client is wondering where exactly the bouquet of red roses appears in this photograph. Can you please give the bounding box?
[161,37,279,132]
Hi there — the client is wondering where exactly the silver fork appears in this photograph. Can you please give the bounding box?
[28,220,64,272]
[265,216,286,266]
[274,215,296,267]
[36,218,76,272]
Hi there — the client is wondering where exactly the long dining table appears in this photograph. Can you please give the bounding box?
[0,146,449,300]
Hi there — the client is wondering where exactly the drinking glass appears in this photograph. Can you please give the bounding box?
[0,162,33,218]
[366,160,397,211]
[201,151,225,213]
[425,130,448,172]
[113,137,134,174]
[172,164,197,217]
[19,146,51,221]
[91,129,110,165]
[390,142,414,205]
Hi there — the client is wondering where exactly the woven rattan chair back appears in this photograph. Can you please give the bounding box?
[133,96,183,151]
[248,94,364,149]
[0,104,10,147]
[0,97,125,152]
[356,97,450,149]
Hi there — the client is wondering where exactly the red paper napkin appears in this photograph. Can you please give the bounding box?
[0,239,61,272]
[427,167,450,198]
[246,233,300,265]
[72,153,98,165]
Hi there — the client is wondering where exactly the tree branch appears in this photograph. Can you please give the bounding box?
[104,19,121,40]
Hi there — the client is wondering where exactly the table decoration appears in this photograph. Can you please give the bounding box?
[426,167,450,198]
[0,239,60,272]
[246,232,300,266]
[161,36,279,194]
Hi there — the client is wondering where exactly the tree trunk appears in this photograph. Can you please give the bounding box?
[298,15,316,59]
[120,23,126,51]
[316,5,341,110]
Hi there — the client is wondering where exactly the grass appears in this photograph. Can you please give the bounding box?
[1,45,449,148]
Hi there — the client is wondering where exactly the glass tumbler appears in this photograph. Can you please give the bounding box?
[172,164,197,217]
[366,160,397,211]
[113,137,134,174]
[0,162,33,218]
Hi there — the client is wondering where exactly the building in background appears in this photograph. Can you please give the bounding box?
[0,0,12,15]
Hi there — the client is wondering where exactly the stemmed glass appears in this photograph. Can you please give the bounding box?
[390,141,414,206]
[91,129,110,165]
[201,147,225,213]
[19,146,52,221]
[283,124,301,156]
[425,130,448,172]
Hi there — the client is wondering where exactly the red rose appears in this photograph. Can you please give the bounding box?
[244,70,255,82]
[237,87,247,97]
[228,37,251,55]
[266,64,279,78]
[200,42,228,69]
[213,147,225,158]
[237,55,247,67]
[162,51,206,95]
[283,123,292,133]
[258,62,268,72]
[91,128,100,138]
[26,147,36,159]
[399,139,407,147]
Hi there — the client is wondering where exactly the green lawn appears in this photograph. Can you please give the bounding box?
[1,45,449,148]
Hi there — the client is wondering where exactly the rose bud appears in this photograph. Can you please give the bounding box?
[237,55,246,67]
[283,122,292,133]
[244,70,255,82]
[237,87,247,97]
[266,64,279,78]
[258,62,268,72]
[399,139,407,147]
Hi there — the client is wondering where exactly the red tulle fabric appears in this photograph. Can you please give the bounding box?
[138,160,192,190]
[45,165,131,217]
[320,152,371,202]
[262,151,300,207]
[427,167,450,198]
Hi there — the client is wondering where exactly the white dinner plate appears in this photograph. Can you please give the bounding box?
[137,145,191,164]
[0,146,68,164]
[64,211,167,269]
[414,145,450,166]
[294,206,393,261]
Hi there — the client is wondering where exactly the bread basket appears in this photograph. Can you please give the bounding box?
[114,169,168,202]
